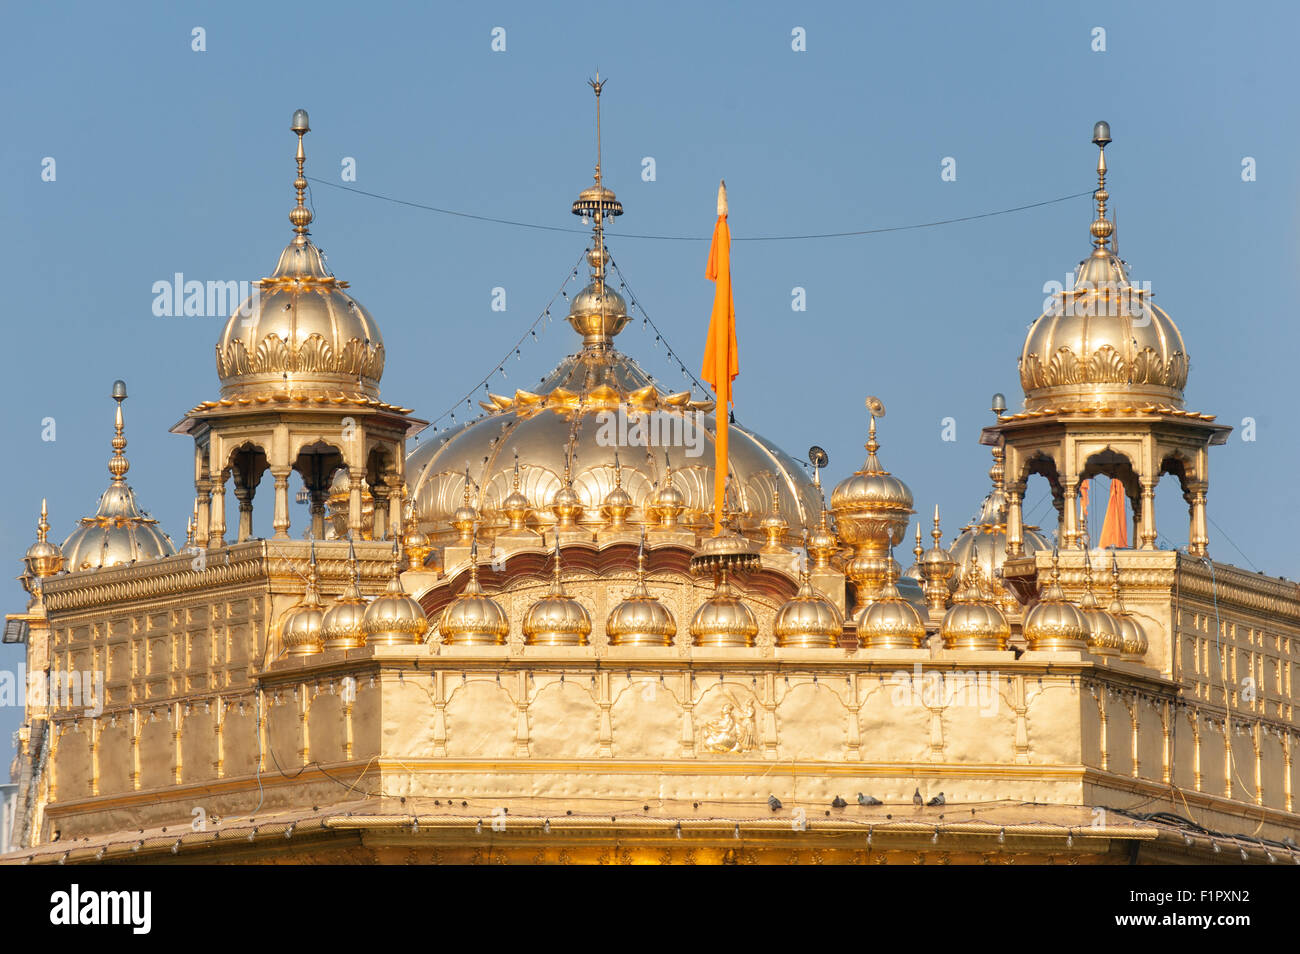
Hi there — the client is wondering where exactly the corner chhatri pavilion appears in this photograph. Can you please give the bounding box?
[6,97,1297,865]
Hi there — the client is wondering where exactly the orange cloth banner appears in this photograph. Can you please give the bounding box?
[702,182,738,535]
[1098,477,1129,549]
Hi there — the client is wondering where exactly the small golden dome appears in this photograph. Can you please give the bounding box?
[1078,561,1121,657]
[774,571,843,648]
[361,549,430,646]
[806,507,838,570]
[690,567,758,647]
[1022,552,1089,651]
[939,559,1010,651]
[760,489,789,552]
[321,540,369,651]
[601,456,633,529]
[522,550,592,646]
[690,526,760,575]
[502,456,532,531]
[440,556,510,646]
[23,499,64,585]
[282,549,325,656]
[1019,125,1187,410]
[652,463,687,527]
[830,413,914,517]
[606,548,676,646]
[215,112,384,400]
[550,462,584,528]
[1106,555,1147,661]
[402,522,432,570]
[62,382,176,572]
[855,579,926,650]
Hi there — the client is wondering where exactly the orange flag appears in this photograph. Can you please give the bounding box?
[702,180,738,535]
[1098,477,1129,549]
[1079,479,1090,546]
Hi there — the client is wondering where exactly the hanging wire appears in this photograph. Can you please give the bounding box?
[426,248,588,432]
[608,255,711,396]
[307,176,1092,243]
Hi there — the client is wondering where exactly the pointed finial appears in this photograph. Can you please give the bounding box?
[588,71,605,190]
[290,109,313,243]
[717,179,728,217]
[932,505,943,546]
[37,498,49,543]
[512,451,521,490]
[913,521,924,562]
[551,541,565,594]
[1090,121,1113,250]
[613,451,622,488]
[108,380,130,484]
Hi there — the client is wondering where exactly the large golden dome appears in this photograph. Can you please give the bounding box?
[407,180,820,547]
[215,110,384,400]
[1019,123,1188,411]
[62,381,177,572]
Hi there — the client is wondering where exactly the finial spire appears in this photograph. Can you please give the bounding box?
[290,109,313,243]
[1090,120,1114,250]
[108,379,130,485]
[589,71,605,191]
[717,179,728,217]
[37,497,49,543]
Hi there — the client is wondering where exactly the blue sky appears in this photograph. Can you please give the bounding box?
[3,0,1297,771]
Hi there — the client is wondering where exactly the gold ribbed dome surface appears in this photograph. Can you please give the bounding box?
[830,416,913,517]
[690,569,758,647]
[1022,554,1088,651]
[362,553,429,645]
[773,573,843,648]
[1019,126,1187,411]
[605,550,676,646]
[523,554,592,646]
[440,561,510,646]
[940,564,1010,651]
[321,543,369,651]
[282,554,326,656]
[215,111,384,400]
[855,580,926,649]
[62,382,176,572]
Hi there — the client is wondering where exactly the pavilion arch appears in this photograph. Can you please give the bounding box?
[293,439,346,541]
[227,441,271,544]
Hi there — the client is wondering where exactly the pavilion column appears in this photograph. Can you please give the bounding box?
[271,468,291,539]
[1188,480,1209,558]
[1061,479,1079,550]
[387,473,405,542]
[348,472,364,539]
[309,486,327,541]
[210,472,228,549]
[233,474,254,543]
[195,480,211,549]
[1138,479,1157,550]
[371,480,390,540]
[1006,482,1025,558]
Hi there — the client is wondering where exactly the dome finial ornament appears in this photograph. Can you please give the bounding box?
[282,538,325,656]
[23,497,64,587]
[1090,120,1113,250]
[606,528,677,646]
[108,379,129,485]
[289,108,313,243]
[322,533,370,651]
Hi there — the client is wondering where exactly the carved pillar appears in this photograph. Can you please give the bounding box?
[309,485,327,541]
[1061,479,1079,550]
[209,472,228,549]
[348,472,364,539]
[271,468,291,539]
[232,472,254,544]
[1006,481,1025,558]
[387,473,405,542]
[371,479,390,540]
[1188,480,1209,557]
[1138,479,1157,550]
[195,481,211,549]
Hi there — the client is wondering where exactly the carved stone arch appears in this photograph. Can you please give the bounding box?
[1079,447,1141,503]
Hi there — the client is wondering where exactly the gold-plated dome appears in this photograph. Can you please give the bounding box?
[830,406,913,604]
[522,550,592,646]
[689,566,759,648]
[62,381,177,572]
[605,546,676,646]
[939,557,1011,651]
[406,83,820,548]
[760,489,789,553]
[215,110,384,400]
[918,506,955,613]
[806,505,838,571]
[321,539,369,651]
[1022,551,1089,651]
[439,550,510,646]
[361,547,430,646]
[501,455,533,532]
[773,569,843,648]
[689,525,760,576]
[550,459,584,531]
[401,500,433,570]
[600,456,633,530]
[1107,555,1148,662]
[23,499,64,588]
[1078,558,1121,657]
[282,546,325,656]
[855,577,926,650]
[1019,124,1188,411]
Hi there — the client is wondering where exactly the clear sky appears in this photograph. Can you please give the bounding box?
[3,0,1297,773]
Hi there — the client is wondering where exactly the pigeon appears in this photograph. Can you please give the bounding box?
[928,792,946,807]
[858,793,882,806]
[913,788,923,806]
[831,796,847,809]
[768,795,783,812]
